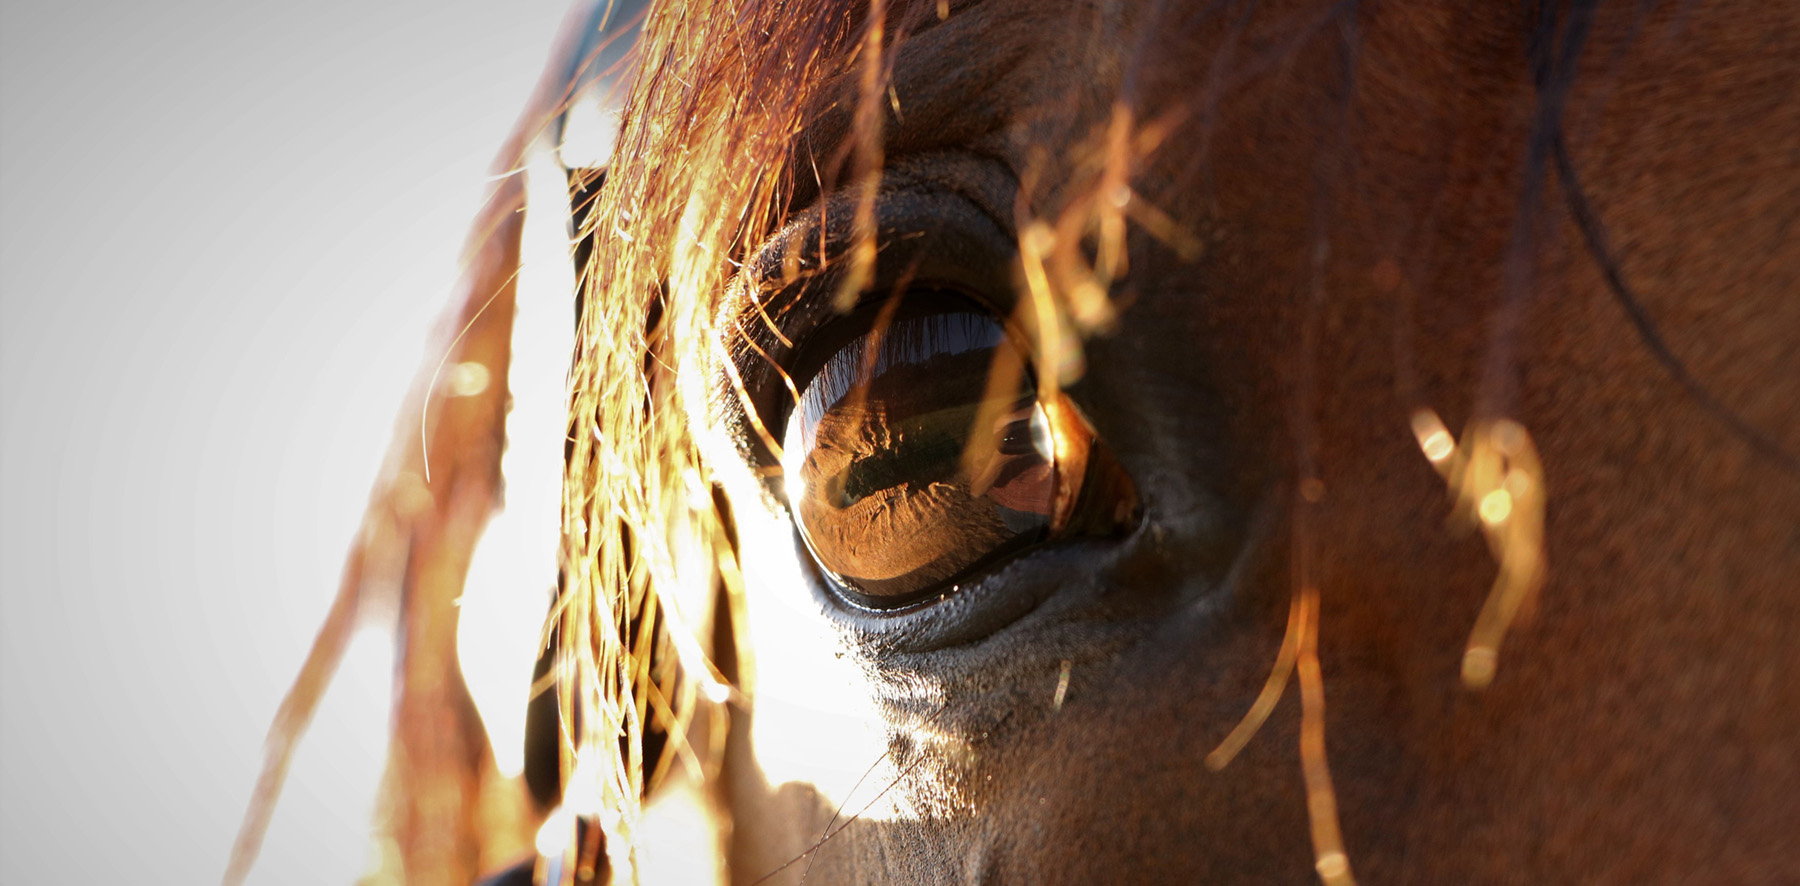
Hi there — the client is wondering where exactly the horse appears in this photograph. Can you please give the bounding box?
[237,0,1800,883]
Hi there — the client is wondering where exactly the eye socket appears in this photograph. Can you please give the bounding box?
[780,289,1134,609]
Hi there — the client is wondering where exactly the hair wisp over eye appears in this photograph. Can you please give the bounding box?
[555,0,917,877]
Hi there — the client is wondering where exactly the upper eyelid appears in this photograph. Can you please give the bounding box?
[730,182,1021,361]
[739,282,795,350]
[711,167,1023,471]
[731,317,801,416]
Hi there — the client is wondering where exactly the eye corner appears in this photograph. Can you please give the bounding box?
[1042,393,1143,539]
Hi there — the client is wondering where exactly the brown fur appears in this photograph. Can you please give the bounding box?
[557,0,1800,882]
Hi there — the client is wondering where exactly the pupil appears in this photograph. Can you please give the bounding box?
[782,295,1057,604]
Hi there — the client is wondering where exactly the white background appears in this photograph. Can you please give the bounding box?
[1,1,572,882]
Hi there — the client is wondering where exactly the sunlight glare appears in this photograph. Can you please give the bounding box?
[639,778,724,886]
[535,806,575,859]
[560,98,622,170]
[1478,488,1513,525]
[448,361,491,397]
[734,508,909,822]
[1411,409,1456,464]
[455,146,576,778]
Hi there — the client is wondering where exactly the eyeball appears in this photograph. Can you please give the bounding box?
[780,290,1134,608]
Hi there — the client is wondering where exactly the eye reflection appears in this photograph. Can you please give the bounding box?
[781,293,1058,605]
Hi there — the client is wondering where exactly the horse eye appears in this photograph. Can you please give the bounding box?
[780,290,1125,608]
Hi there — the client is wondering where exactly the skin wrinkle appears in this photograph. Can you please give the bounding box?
[543,0,1800,883]
[787,2,1046,212]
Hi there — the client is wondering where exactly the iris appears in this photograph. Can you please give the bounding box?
[781,292,1058,606]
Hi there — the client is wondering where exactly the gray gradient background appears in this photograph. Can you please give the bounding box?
[1,1,571,882]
